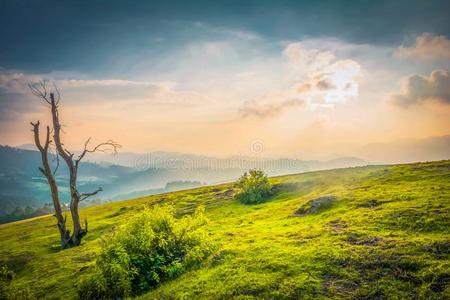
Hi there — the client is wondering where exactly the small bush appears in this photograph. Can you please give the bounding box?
[235,169,272,204]
[0,266,34,300]
[78,205,215,299]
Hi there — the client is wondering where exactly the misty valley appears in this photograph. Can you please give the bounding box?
[0,145,369,222]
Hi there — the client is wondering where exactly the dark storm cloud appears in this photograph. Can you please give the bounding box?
[0,0,449,74]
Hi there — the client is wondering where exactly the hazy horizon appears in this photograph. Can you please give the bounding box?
[4,132,450,165]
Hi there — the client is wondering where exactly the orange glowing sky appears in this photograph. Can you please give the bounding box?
[0,2,449,160]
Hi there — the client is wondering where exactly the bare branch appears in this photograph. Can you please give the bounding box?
[38,167,46,176]
[52,82,61,105]
[29,80,51,104]
[64,147,74,158]
[76,137,91,163]
[91,140,121,154]
[76,139,121,166]
[30,121,44,152]
[80,187,103,201]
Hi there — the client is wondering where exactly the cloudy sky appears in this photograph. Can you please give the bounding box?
[0,0,449,159]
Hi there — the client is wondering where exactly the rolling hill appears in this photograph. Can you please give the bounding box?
[0,160,449,299]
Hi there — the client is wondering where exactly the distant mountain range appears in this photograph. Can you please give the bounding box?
[18,134,450,166]
[5,134,449,216]
[354,135,450,164]
[0,145,368,215]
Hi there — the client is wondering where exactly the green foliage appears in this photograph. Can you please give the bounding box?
[0,266,34,300]
[0,266,13,300]
[78,205,215,299]
[235,169,272,204]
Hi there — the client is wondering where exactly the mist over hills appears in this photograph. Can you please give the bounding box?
[19,135,450,166]
[3,134,449,217]
[355,135,450,164]
[1,145,367,216]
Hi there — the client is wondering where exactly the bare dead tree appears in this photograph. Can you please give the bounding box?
[29,80,121,246]
[30,121,71,248]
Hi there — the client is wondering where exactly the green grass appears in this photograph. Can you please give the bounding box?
[0,161,449,299]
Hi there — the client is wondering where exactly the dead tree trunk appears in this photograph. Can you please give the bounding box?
[30,81,120,247]
[30,121,71,248]
[48,92,85,245]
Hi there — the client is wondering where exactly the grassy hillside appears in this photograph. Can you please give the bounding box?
[0,161,449,299]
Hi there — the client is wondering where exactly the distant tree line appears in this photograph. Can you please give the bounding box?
[0,198,107,224]
[0,203,53,224]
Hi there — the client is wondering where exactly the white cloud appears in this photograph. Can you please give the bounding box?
[235,39,365,119]
[57,79,176,89]
[390,69,450,107]
[283,42,335,75]
[0,71,42,93]
[283,42,362,107]
[239,98,304,118]
[396,33,450,61]
[0,72,44,121]
[0,71,175,94]
[186,41,232,58]
[0,69,204,122]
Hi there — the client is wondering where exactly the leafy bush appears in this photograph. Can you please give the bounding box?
[0,266,34,299]
[235,169,272,204]
[78,205,215,299]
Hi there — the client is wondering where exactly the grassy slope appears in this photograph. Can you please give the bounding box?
[0,161,449,299]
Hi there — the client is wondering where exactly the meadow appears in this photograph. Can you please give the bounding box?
[0,160,449,299]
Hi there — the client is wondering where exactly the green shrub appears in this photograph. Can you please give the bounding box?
[78,205,215,299]
[0,266,34,300]
[235,169,272,204]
